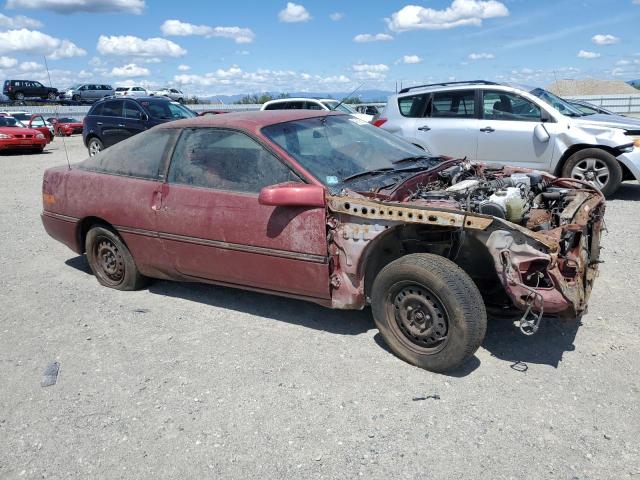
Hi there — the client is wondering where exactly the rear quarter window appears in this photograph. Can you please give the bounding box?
[79,128,176,179]
[398,94,429,117]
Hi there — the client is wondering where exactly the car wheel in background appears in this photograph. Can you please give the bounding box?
[88,137,103,156]
[15,92,24,101]
[371,253,487,373]
[85,226,147,290]
[47,92,57,100]
[178,98,184,104]
[562,148,622,197]
[72,94,81,102]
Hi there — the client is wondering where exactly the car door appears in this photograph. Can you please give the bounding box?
[476,90,555,169]
[122,101,147,138]
[415,89,479,159]
[28,115,51,141]
[158,127,330,299]
[98,100,127,147]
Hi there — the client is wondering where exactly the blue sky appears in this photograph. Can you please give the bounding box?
[0,0,639,96]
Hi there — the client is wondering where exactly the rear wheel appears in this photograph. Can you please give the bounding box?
[72,94,81,102]
[371,254,487,373]
[85,226,147,290]
[562,148,622,197]
[47,91,57,100]
[88,137,103,156]
[14,92,24,101]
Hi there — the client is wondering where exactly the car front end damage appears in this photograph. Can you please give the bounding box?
[325,160,605,334]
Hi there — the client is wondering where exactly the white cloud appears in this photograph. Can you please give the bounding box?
[0,12,42,28]
[387,0,509,31]
[616,59,631,66]
[329,12,344,21]
[0,56,18,69]
[19,61,43,72]
[97,35,186,57]
[279,2,311,23]
[591,34,619,45]
[177,64,190,71]
[6,0,145,14]
[352,63,389,80]
[399,54,422,64]
[111,63,150,77]
[353,33,393,43]
[468,52,494,60]
[577,49,600,59]
[0,29,86,59]
[161,20,255,44]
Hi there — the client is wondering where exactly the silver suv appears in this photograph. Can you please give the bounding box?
[377,80,640,196]
[63,84,114,102]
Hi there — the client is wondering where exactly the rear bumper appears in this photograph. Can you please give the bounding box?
[41,211,82,254]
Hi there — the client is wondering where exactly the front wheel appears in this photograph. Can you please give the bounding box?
[562,148,622,197]
[371,254,487,373]
[14,92,25,101]
[85,226,147,290]
[87,137,103,156]
[47,92,57,100]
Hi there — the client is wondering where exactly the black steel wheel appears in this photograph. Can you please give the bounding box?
[372,253,487,373]
[85,226,147,290]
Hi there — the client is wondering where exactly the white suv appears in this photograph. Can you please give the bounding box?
[261,98,373,122]
[376,81,640,196]
[114,86,148,97]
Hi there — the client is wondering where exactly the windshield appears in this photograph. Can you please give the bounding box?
[529,88,584,117]
[262,115,435,188]
[0,117,26,127]
[11,113,30,121]
[142,100,196,119]
[68,84,80,90]
[322,101,356,114]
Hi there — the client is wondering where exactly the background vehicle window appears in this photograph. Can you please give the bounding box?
[124,101,143,119]
[398,94,429,117]
[144,101,195,119]
[168,128,299,193]
[90,103,104,116]
[101,100,123,117]
[430,90,476,118]
[304,101,323,110]
[79,129,174,179]
[263,103,281,110]
[482,91,541,121]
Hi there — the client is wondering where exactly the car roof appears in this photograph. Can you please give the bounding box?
[394,80,531,96]
[162,109,346,130]
[264,97,330,103]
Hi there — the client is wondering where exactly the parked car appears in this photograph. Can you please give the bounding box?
[198,110,229,116]
[41,110,605,372]
[261,98,374,122]
[0,116,47,152]
[114,86,148,97]
[355,104,381,116]
[152,87,186,103]
[569,100,617,116]
[48,117,83,136]
[82,96,196,156]
[62,84,114,102]
[376,80,640,196]
[1,112,55,142]
[3,80,59,101]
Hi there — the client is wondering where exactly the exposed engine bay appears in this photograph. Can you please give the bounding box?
[326,159,606,335]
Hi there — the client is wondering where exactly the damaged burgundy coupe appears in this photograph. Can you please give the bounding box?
[41,111,605,372]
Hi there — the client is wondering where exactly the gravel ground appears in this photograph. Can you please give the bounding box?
[1,136,639,480]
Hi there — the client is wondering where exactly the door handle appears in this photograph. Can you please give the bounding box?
[96,122,103,125]
[117,124,125,127]
[480,126,495,133]
[418,125,431,131]
[151,190,163,211]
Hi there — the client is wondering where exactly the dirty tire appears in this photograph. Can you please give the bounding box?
[88,137,103,157]
[561,148,622,197]
[371,254,487,373]
[85,226,147,291]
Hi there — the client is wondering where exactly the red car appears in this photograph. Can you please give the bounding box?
[41,111,605,372]
[25,114,54,143]
[0,116,47,152]
[48,117,83,136]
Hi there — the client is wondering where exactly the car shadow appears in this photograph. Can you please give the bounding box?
[0,149,52,156]
[481,315,580,370]
[64,254,579,374]
[609,181,640,201]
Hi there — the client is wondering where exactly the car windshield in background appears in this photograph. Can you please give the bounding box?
[58,117,77,123]
[529,87,585,117]
[322,101,356,114]
[115,87,127,92]
[0,117,25,127]
[11,113,30,121]
[262,115,436,188]
[143,101,196,120]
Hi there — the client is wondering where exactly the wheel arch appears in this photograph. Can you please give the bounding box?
[553,144,622,177]
[77,216,118,253]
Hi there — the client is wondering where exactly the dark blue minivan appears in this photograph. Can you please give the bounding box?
[82,96,196,156]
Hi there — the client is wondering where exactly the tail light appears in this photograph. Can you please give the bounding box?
[372,118,387,127]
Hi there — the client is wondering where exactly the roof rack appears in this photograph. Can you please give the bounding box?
[398,80,499,94]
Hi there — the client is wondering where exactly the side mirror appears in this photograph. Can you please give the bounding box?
[534,124,550,143]
[258,183,325,208]
[140,113,149,122]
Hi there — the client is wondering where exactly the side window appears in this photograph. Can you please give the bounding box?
[482,90,541,122]
[304,101,323,110]
[90,103,104,116]
[264,102,282,110]
[34,82,44,88]
[430,90,476,118]
[288,102,304,110]
[398,94,429,117]
[124,101,143,119]
[101,100,123,117]
[168,128,300,193]
[79,129,175,179]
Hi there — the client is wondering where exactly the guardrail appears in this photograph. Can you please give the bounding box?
[564,94,640,115]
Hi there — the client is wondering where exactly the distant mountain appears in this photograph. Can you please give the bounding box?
[627,79,640,88]
[199,89,393,104]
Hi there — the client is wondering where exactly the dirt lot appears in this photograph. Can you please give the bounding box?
[1,136,639,479]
